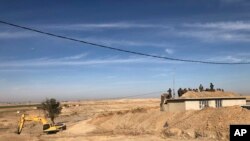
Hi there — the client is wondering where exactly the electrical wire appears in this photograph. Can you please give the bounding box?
[110,90,165,99]
[0,20,249,65]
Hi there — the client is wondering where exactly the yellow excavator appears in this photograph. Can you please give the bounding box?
[17,114,66,134]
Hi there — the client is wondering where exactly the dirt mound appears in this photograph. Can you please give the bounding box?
[89,108,167,135]
[164,106,250,140]
[89,106,250,140]
[180,91,239,98]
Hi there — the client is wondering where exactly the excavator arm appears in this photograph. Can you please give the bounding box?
[17,114,25,134]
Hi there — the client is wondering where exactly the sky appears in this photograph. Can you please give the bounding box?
[1,0,250,102]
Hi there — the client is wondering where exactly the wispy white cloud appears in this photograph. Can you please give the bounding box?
[184,21,250,31]
[1,22,172,39]
[57,21,250,44]
[3,20,250,45]
[60,53,88,60]
[176,29,250,42]
[207,55,250,63]
[2,21,250,44]
[0,55,178,68]
[165,48,174,54]
[173,21,250,42]
[83,37,170,48]
[47,22,171,30]
[0,31,36,39]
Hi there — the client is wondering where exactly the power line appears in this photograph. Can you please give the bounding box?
[0,20,249,65]
[110,90,165,99]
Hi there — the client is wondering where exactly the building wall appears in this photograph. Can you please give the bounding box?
[164,98,246,112]
[185,101,200,110]
[185,99,246,111]
[209,100,216,108]
[222,99,246,107]
[164,101,185,112]
[246,100,250,105]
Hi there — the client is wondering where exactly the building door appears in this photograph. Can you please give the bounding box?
[199,100,209,109]
[215,100,222,108]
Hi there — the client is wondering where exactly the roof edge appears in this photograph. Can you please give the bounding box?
[167,97,246,102]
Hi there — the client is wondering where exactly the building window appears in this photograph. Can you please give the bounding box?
[215,100,222,108]
[199,100,209,109]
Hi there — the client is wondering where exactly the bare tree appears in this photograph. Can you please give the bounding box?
[41,98,62,124]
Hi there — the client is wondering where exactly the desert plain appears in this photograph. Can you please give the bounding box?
[0,98,250,141]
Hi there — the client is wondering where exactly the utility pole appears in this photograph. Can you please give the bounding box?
[173,67,176,99]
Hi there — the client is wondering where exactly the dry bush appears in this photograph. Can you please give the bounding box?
[103,111,114,116]
[71,111,78,116]
[114,126,151,136]
[63,104,69,108]
[97,111,114,118]
[87,128,114,135]
[116,110,129,115]
[130,107,147,113]
[116,111,123,115]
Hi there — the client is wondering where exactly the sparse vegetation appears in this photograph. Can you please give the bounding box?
[116,111,124,115]
[131,107,147,113]
[63,104,69,108]
[41,98,62,124]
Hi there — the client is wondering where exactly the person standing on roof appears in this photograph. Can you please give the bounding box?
[210,83,214,91]
[167,88,172,98]
[199,84,204,92]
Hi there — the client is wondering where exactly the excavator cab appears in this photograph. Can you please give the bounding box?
[43,124,60,133]
[43,124,51,130]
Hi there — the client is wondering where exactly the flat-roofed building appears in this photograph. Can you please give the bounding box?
[246,96,250,105]
[163,97,246,112]
[161,91,247,112]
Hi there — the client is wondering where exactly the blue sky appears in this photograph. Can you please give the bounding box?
[1,0,250,102]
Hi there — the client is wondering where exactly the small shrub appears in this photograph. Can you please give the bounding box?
[131,107,147,113]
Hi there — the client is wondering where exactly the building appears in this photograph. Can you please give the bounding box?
[163,97,246,112]
[162,92,247,112]
[246,96,250,105]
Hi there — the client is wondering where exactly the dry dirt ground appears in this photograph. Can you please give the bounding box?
[0,98,249,141]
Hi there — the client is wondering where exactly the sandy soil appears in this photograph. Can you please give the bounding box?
[0,98,249,141]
